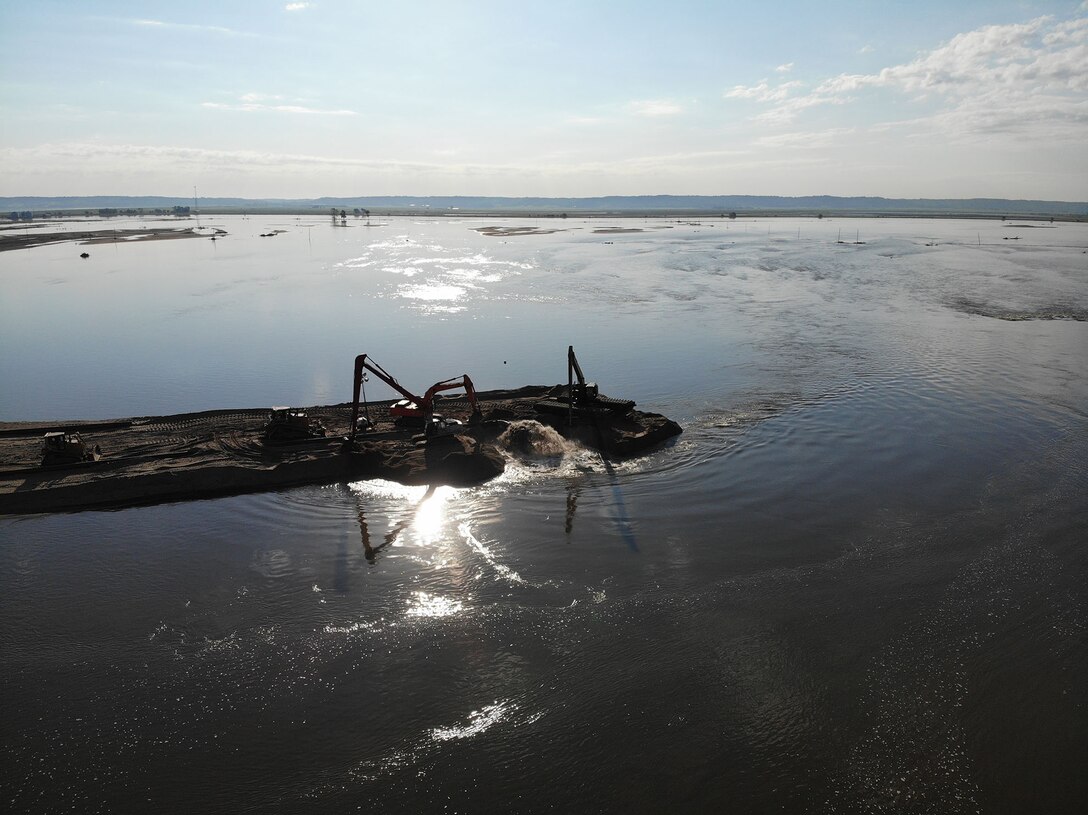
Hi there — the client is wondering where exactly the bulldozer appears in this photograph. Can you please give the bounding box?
[41,432,102,466]
[263,407,327,443]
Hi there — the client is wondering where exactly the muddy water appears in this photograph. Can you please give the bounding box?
[1,216,1086,813]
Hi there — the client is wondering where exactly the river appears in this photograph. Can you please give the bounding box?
[1,214,1085,813]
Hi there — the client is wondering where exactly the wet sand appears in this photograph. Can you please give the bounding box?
[475,226,568,237]
[949,297,1088,321]
[0,226,216,252]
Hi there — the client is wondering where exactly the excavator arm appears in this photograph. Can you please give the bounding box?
[422,375,483,423]
[568,345,586,387]
[349,356,483,441]
[350,354,426,441]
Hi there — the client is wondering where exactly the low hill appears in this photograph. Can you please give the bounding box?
[2,194,1085,217]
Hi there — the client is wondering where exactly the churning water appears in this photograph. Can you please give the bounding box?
[1,215,1086,813]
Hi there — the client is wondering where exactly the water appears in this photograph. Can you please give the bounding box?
[2,215,1086,813]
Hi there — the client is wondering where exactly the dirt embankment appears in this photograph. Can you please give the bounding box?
[0,387,681,515]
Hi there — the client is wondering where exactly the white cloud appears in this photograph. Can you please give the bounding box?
[0,141,748,183]
[775,62,794,73]
[725,14,1088,140]
[129,18,255,37]
[751,93,845,125]
[754,127,856,149]
[859,44,874,54]
[724,81,803,103]
[2,136,1080,199]
[627,99,684,117]
[202,101,357,115]
[0,142,432,175]
[285,2,312,10]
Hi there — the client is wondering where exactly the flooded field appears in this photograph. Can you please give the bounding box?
[1,215,1086,813]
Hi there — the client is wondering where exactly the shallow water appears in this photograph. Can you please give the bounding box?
[1,216,1086,813]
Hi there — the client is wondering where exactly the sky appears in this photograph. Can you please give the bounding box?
[1,0,1086,200]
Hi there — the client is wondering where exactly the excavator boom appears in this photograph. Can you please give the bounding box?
[349,355,482,441]
[350,354,426,440]
[422,375,481,418]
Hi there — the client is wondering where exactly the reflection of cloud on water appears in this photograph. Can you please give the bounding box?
[397,283,468,301]
[337,242,531,312]
[380,264,420,277]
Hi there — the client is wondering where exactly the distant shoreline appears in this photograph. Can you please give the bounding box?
[4,211,1084,253]
[2,208,1085,223]
[3,194,1086,221]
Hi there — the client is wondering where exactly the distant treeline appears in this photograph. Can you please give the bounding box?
[5,206,191,221]
[2,195,1085,217]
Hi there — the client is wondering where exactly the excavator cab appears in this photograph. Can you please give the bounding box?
[389,399,422,425]
[569,381,599,406]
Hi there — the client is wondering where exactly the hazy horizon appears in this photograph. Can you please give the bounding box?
[2,1,1087,200]
[4,193,1087,214]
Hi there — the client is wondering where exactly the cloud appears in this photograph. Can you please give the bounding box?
[754,127,856,149]
[0,142,431,175]
[724,81,803,103]
[775,62,794,73]
[855,17,1074,95]
[202,100,356,115]
[129,18,256,37]
[0,141,750,184]
[725,14,1088,140]
[859,44,874,54]
[627,99,684,117]
[285,2,312,10]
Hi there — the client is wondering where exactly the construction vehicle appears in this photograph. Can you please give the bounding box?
[41,431,102,466]
[349,354,482,442]
[263,407,327,443]
[535,346,635,423]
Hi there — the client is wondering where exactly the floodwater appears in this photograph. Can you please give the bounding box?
[1,215,1086,813]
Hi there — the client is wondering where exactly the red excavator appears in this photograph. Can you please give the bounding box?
[349,354,482,441]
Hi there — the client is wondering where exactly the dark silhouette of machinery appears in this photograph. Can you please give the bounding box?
[41,431,101,466]
[263,407,327,443]
[534,346,634,423]
[349,354,482,441]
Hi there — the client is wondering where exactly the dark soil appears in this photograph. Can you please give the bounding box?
[0,387,681,514]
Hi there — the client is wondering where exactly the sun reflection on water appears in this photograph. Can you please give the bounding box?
[348,480,461,549]
[429,701,513,741]
[405,591,466,618]
[412,485,456,544]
